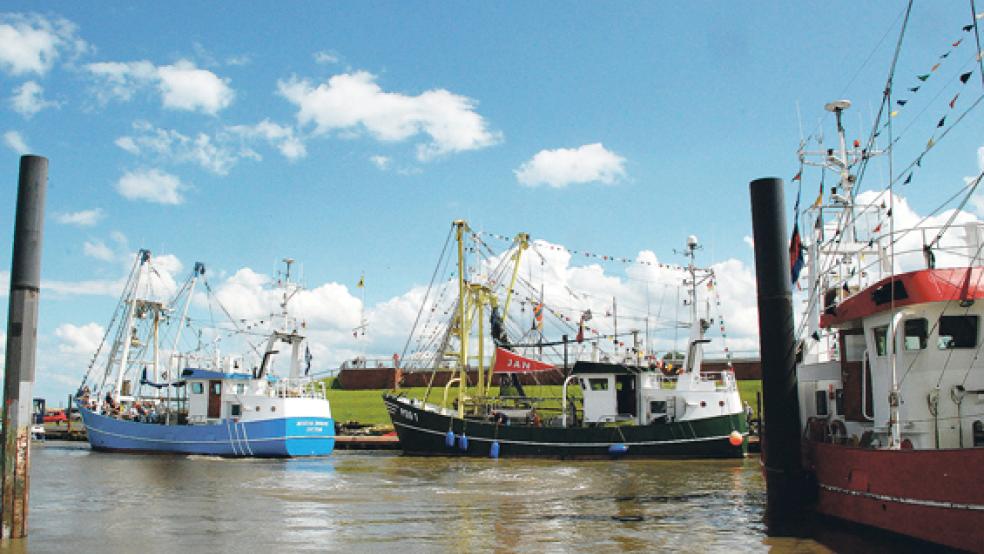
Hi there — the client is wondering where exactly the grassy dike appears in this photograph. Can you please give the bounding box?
[320,378,763,428]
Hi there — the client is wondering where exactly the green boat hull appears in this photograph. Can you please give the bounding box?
[384,393,747,459]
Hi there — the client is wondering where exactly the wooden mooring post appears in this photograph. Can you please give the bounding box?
[2,155,47,539]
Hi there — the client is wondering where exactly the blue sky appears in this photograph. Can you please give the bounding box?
[1,2,983,402]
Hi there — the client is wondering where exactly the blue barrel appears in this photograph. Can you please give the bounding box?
[490,441,500,459]
[445,430,455,448]
[608,443,629,456]
[458,434,469,450]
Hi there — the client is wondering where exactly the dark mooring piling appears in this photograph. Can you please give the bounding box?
[748,177,813,520]
[2,155,47,539]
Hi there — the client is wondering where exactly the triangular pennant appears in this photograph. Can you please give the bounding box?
[916,155,923,167]
[960,71,973,84]
[903,173,913,185]
[964,24,974,31]
[896,99,908,106]
[931,63,941,72]
[792,170,802,182]
[940,51,951,59]
[927,137,936,150]
[887,208,893,217]
[953,39,963,47]
[950,93,960,109]
[937,116,946,128]
[873,223,882,233]
[890,110,899,118]
[917,73,930,81]
[908,86,920,92]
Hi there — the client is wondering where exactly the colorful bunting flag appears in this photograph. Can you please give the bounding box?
[927,137,936,150]
[930,63,941,72]
[937,116,946,128]
[903,173,913,185]
[917,73,930,81]
[952,39,963,47]
[873,223,882,233]
[940,51,951,59]
[950,93,960,109]
[908,86,920,92]
[792,170,802,182]
[965,24,974,31]
[896,99,907,106]
[890,110,899,118]
[960,71,973,84]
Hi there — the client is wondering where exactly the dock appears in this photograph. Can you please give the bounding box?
[333,435,401,450]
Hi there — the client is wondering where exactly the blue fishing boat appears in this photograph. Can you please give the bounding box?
[77,252,334,457]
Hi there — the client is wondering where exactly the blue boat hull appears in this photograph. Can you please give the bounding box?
[79,408,335,457]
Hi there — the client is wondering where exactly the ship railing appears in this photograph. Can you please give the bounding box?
[271,378,327,400]
[699,370,738,392]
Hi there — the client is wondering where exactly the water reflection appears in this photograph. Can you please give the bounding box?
[15,443,919,552]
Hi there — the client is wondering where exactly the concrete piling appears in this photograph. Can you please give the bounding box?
[2,155,47,539]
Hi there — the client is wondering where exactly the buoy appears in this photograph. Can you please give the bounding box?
[490,441,500,459]
[445,430,455,448]
[729,431,743,446]
[458,434,469,450]
[608,443,629,456]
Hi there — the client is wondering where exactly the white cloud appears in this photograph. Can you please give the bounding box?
[116,121,242,175]
[3,130,30,154]
[115,168,185,205]
[86,59,234,114]
[227,119,307,161]
[157,60,234,115]
[55,208,103,227]
[0,13,88,76]
[10,81,59,117]
[54,323,104,356]
[83,240,115,262]
[313,51,339,65]
[369,155,390,170]
[278,71,500,160]
[225,55,251,67]
[515,143,626,188]
[743,235,754,249]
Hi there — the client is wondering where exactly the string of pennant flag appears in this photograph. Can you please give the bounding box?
[472,230,693,273]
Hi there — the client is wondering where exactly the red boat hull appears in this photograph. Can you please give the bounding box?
[806,441,984,552]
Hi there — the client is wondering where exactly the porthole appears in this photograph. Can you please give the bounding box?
[271,406,276,412]
[255,406,261,412]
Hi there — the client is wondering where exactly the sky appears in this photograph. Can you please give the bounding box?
[0,2,983,403]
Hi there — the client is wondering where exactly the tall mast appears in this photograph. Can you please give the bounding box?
[115,249,151,399]
[170,262,204,378]
[454,220,468,418]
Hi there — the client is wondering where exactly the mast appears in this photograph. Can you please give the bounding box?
[114,249,151,400]
[454,220,468,418]
[170,262,205,379]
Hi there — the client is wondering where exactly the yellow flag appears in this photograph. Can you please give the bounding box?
[357,275,365,288]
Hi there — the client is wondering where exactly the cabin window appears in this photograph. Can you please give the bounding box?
[231,404,241,417]
[938,315,979,349]
[191,382,204,394]
[235,383,246,395]
[903,318,928,351]
[815,390,829,416]
[872,326,889,356]
[212,382,222,395]
[588,378,609,391]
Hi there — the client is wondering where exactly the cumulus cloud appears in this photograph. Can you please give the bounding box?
[0,13,88,76]
[157,60,234,114]
[313,51,339,65]
[369,155,390,170]
[516,143,626,188]
[115,121,242,175]
[86,59,234,114]
[3,130,30,154]
[227,119,307,161]
[56,209,103,227]
[115,168,185,204]
[83,240,115,262]
[55,322,104,355]
[278,71,501,160]
[10,81,59,117]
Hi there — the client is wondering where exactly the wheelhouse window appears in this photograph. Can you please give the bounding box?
[212,383,222,395]
[815,390,829,416]
[191,382,204,394]
[938,315,979,349]
[235,383,246,395]
[872,326,889,356]
[230,404,241,417]
[903,318,928,351]
[588,378,609,391]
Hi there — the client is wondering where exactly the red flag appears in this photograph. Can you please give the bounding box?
[873,223,882,233]
[792,170,802,182]
[950,93,960,109]
[492,348,555,373]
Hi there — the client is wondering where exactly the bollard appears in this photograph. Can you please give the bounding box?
[1,155,47,539]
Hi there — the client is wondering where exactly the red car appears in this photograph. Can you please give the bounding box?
[43,410,67,424]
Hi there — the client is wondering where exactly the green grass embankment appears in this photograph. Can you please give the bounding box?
[320,378,764,428]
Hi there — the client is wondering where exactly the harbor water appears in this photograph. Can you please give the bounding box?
[11,442,922,553]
